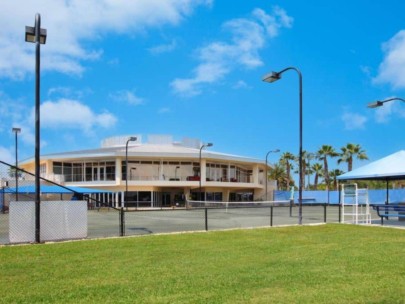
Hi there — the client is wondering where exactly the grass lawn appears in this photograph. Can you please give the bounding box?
[1,224,405,303]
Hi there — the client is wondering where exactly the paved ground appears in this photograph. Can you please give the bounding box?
[0,205,402,245]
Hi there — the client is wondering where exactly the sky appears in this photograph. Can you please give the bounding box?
[1,0,405,174]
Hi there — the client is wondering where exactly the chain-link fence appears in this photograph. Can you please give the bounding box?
[0,160,390,245]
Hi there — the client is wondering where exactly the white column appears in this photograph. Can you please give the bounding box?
[201,159,207,185]
[253,164,259,184]
[116,158,122,184]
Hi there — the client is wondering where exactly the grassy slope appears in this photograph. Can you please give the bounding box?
[1,224,405,303]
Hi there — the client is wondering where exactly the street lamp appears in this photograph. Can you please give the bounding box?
[125,136,137,207]
[367,97,405,108]
[265,149,280,201]
[263,67,304,225]
[12,128,21,201]
[25,13,47,243]
[199,143,213,201]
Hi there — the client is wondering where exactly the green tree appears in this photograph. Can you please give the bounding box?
[338,143,368,172]
[329,169,344,190]
[317,145,339,190]
[268,163,288,190]
[305,152,316,189]
[280,152,296,188]
[311,163,323,190]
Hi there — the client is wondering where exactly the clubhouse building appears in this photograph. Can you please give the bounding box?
[20,135,275,208]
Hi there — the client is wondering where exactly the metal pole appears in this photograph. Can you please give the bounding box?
[265,152,269,201]
[199,146,203,201]
[298,69,303,225]
[34,14,41,243]
[270,206,273,226]
[12,129,21,201]
[125,139,130,208]
[120,207,125,236]
[263,67,303,225]
[205,208,208,231]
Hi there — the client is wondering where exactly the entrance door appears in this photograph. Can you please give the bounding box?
[162,193,171,207]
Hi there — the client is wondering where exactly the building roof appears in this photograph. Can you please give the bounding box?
[20,135,264,165]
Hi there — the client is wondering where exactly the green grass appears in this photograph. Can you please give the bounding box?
[1,224,405,303]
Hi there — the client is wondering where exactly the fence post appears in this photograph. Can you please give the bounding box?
[324,203,327,223]
[338,204,341,223]
[270,206,273,227]
[289,200,293,217]
[205,208,208,231]
[120,207,125,236]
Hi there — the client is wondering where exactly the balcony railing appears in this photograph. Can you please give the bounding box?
[51,173,254,184]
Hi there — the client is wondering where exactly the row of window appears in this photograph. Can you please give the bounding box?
[52,160,257,183]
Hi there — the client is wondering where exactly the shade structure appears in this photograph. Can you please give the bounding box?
[337,150,405,181]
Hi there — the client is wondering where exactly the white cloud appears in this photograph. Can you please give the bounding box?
[39,99,117,133]
[0,0,211,78]
[149,40,177,54]
[171,6,293,97]
[373,30,405,89]
[233,80,250,89]
[110,90,144,106]
[341,112,367,130]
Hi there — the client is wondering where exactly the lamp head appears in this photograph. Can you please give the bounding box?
[367,101,383,108]
[129,136,137,141]
[206,143,213,147]
[25,26,47,44]
[262,72,281,83]
[12,127,21,134]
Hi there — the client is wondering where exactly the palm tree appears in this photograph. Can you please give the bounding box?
[305,152,315,189]
[329,169,344,190]
[338,143,368,172]
[280,152,296,188]
[268,163,288,190]
[317,145,339,190]
[311,163,323,190]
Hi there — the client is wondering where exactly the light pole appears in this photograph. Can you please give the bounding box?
[368,97,405,108]
[199,143,213,201]
[125,137,137,207]
[25,14,47,243]
[263,67,303,224]
[12,128,21,201]
[265,149,280,201]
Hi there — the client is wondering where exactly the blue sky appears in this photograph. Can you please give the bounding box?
[1,0,405,173]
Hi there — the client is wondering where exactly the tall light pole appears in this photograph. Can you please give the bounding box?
[367,97,405,108]
[199,143,213,201]
[12,128,21,201]
[125,136,137,207]
[25,14,47,243]
[265,149,280,201]
[263,67,303,224]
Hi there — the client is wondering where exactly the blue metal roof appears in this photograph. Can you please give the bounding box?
[4,185,110,194]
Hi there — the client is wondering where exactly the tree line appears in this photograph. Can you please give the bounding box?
[268,143,369,191]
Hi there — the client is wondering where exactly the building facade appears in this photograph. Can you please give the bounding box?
[20,135,276,208]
